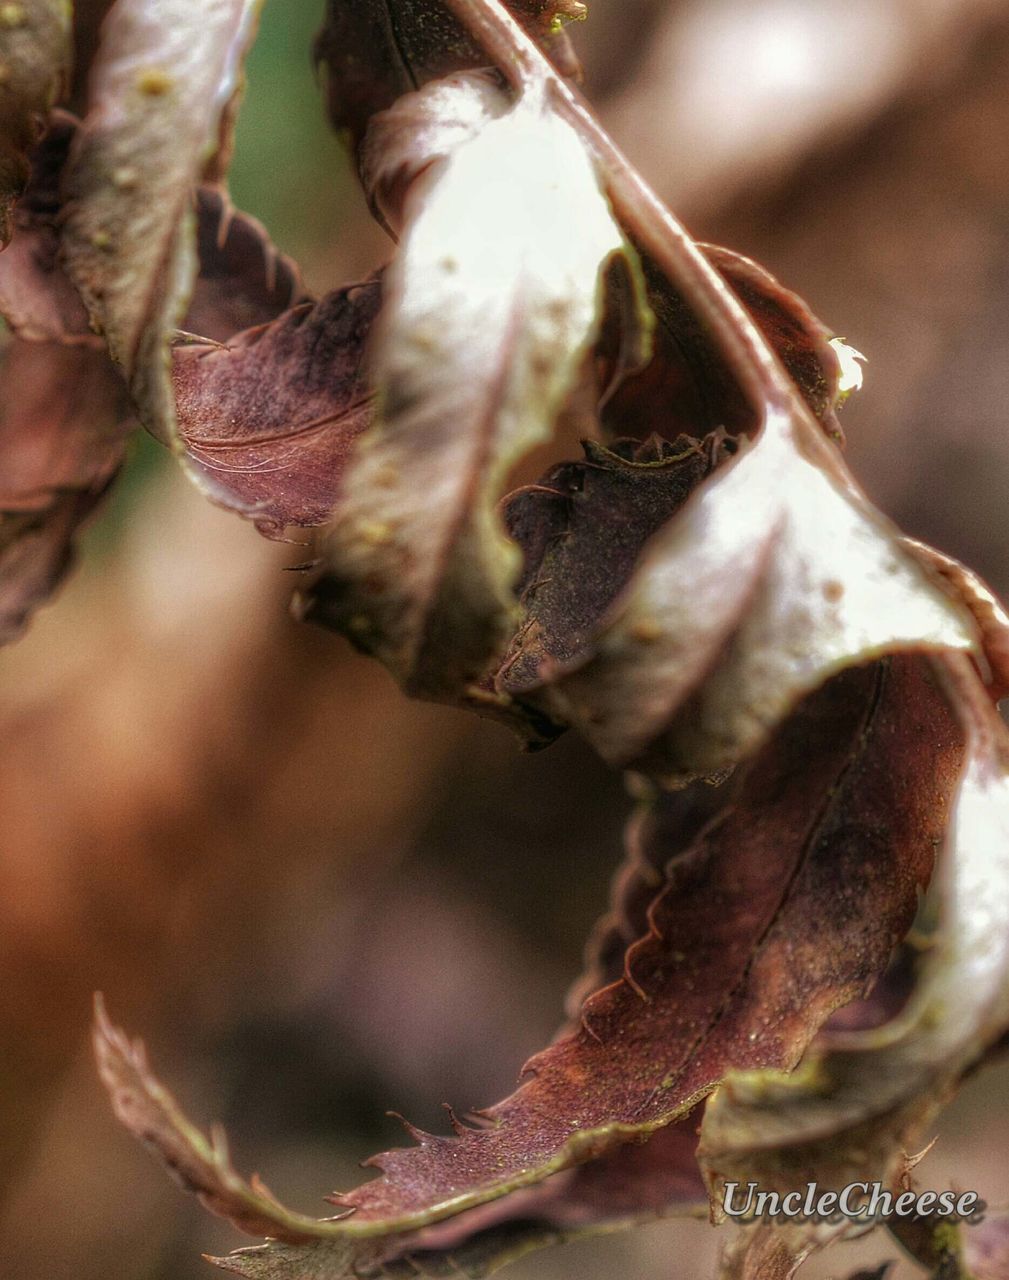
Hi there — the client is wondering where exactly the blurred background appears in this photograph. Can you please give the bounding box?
[3,1,1009,1276]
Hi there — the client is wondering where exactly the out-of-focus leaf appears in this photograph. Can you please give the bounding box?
[698,652,1009,1220]
[185,185,305,344]
[100,656,964,1275]
[602,246,844,445]
[0,109,94,341]
[62,0,262,450]
[528,407,974,782]
[314,0,584,153]
[316,85,648,699]
[173,281,379,536]
[0,113,305,347]
[717,1224,818,1280]
[0,0,69,246]
[0,336,132,642]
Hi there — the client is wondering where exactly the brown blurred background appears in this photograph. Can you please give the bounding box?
[3,1,1009,1277]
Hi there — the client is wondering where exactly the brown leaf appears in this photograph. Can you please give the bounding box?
[526,408,974,783]
[0,109,95,342]
[497,433,726,707]
[314,0,584,154]
[62,0,262,448]
[698,652,1009,1222]
[601,245,844,446]
[173,281,380,536]
[185,185,306,345]
[101,656,964,1277]
[0,335,132,643]
[317,82,649,699]
[0,0,69,247]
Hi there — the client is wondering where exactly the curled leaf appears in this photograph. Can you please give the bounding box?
[521,409,975,781]
[0,335,132,643]
[173,281,380,535]
[62,0,262,447]
[314,0,583,154]
[0,109,95,342]
[601,245,845,446]
[698,652,1009,1219]
[0,0,70,246]
[100,656,965,1274]
[317,82,649,698]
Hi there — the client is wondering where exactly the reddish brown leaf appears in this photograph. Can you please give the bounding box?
[62,0,262,446]
[314,0,583,154]
[601,245,844,447]
[0,336,132,643]
[98,656,965,1279]
[699,652,1009,1223]
[172,280,379,536]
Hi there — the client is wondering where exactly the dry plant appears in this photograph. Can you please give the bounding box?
[2,2,1009,1277]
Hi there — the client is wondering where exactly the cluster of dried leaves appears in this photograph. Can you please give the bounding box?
[4,1,1009,1277]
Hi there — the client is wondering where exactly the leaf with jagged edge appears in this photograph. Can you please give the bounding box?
[698,651,1009,1228]
[61,0,262,457]
[97,656,965,1277]
[513,404,976,784]
[314,0,584,155]
[0,0,69,247]
[174,281,379,536]
[0,110,313,643]
[0,335,132,644]
[0,112,305,347]
[316,79,651,700]
[601,245,844,447]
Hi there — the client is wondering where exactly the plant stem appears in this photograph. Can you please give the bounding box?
[440,0,807,425]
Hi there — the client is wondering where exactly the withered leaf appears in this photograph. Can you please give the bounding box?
[314,0,584,154]
[0,335,132,643]
[525,408,974,782]
[699,652,1009,1219]
[498,433,725,704]
[186,185,306,345]
[602,244,844,445]
[0,109,95,342]
[173,281,380,536]
[319,82,649,699]
[0,0,69,247]
[62,0,262,449]
[99,656,963,1275]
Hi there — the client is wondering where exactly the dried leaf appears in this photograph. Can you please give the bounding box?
[0,335,132,642]
[601,246,844,445]
[185,185,306,344]
[62,0,262,449]
[314,0,583,153]
[100,657,964,1276]
[173,281,380,535]
[497,433,725,705]
[0,0,70,246]
[0,109,95,342]
[698,652,1009,1217]
[525,408,975,782]
[317,84,649,699]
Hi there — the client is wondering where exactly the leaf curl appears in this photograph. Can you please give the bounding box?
[61,0,262,449]
[314,0,584,154]
[698,651,1009,1221]
[0,335,132,642]
[316,80,649,698]
[173,281,380,536]
[0,0,69,247]
[98,655,966,1276]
